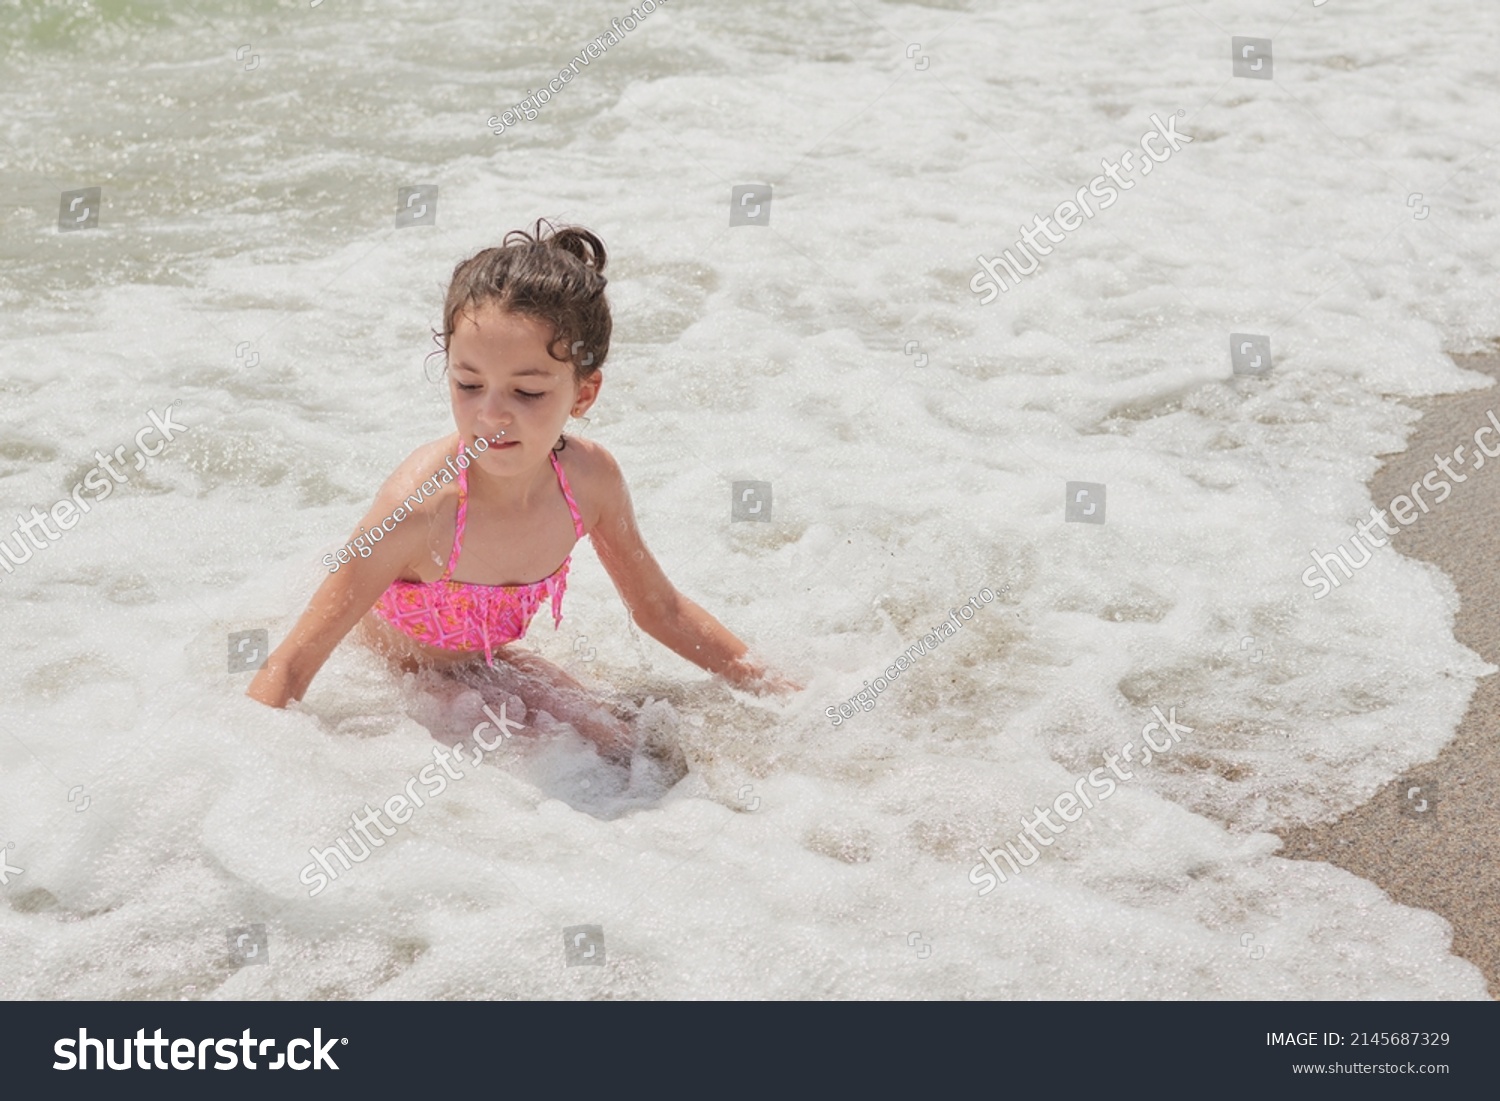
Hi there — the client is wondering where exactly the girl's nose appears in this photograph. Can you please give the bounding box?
[480,396,513,429]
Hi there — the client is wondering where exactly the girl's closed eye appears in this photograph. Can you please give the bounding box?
[456,382,481,392]
[517,390,545,400]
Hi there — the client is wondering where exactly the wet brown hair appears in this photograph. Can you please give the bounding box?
[429,219,611,382]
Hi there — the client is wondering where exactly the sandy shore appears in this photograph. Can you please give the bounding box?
[1277,348,1500,999]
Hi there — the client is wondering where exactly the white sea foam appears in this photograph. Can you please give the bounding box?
[0,0,1495,998]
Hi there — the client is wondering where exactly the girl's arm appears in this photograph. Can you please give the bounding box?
[584,443,801,696]
[247,459,439,709]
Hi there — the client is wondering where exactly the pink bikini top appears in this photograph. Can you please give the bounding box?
[372,443,586,665]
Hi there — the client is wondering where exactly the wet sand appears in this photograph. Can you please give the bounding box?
[1277,348,1500,999]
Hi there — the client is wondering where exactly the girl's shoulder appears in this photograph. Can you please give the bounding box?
[370,433,465,518]
[556,435,626,534]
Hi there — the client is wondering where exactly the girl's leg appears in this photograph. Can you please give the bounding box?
[479,647,636,760]
[357,614,636,760]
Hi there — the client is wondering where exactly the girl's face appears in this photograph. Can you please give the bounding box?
[446,304,599,467]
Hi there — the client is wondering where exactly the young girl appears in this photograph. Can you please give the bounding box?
[247,221,798,753]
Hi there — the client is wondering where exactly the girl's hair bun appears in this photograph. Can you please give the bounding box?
[504,218,607,275]
[434,218,613,380]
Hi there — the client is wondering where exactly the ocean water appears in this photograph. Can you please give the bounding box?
[1,0,1497,998]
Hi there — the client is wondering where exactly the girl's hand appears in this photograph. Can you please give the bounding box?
[246,660,298,709]
[753,671,804,698]
[722,657,803,698]
[583,442,803,700]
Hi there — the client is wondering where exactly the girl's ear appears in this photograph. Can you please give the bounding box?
[571,371,603,417]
